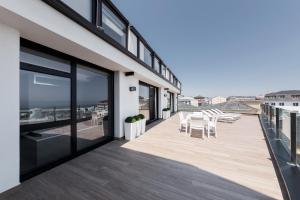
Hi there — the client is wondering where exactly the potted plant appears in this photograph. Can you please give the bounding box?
[162,108,170,119]
[124,116,137,140]
[135,115,141,137]
[138,114,146,134]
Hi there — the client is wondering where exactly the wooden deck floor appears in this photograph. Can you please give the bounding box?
[0,115,283,200]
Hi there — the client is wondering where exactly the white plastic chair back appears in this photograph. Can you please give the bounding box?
[179,112,185,122]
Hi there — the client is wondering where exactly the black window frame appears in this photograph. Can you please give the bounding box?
[97,0,129,48]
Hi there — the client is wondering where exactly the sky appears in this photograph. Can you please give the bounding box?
[112,0,300,97]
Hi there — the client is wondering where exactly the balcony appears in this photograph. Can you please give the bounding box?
[0,114,283,200]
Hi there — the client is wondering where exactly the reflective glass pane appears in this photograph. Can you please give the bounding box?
[20,47,71,73]
[161,64,166,77]
[20,125,71,175]
[139,41,152,66]
[128,30,137,56]
[139,84,150,120]
[280,110,291,153]
[102,3,126,47]
[61,0,92,21]
[20,71,71,125]
[77,65,111,150]
[154,57,160,73]
[20,70,71,175]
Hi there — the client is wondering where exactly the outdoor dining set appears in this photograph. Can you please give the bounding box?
[179,109,241,139]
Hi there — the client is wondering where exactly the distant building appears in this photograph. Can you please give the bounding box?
[194,95,209,106]
[264,90,300,107]
[209,96,227,105]
[178,96,199,107]
[227,96,257,102]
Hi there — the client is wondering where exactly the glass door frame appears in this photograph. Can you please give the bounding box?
[20,39,114,180]
[139,81,159,124]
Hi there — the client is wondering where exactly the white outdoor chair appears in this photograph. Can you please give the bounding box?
[206,110,236,123]
[91,112,98,126]
[189,116,205,139]
[179,112,188,134]
[212,109,240,119]
[206,116,218,138]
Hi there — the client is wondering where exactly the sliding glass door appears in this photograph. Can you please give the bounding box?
[20,41,113,179]
[76,65,112,151]
[167,92,174,113]
[139,82,158,123]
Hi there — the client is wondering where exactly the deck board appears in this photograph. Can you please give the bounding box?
[0,114,283,200]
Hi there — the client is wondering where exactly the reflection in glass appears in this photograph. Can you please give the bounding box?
[20,70,71,175]
[139,42,152,67]
[20,70,70,125]
[102,3,126,47]
[128,30,138,56]
[139,84,150,120]
[77,65,111,150]
[20,47,71,72]
[154,57,160,73]
[280,110,291,153]
[20,125,71,175]
[297,114,300,164]
[161,64,166,77]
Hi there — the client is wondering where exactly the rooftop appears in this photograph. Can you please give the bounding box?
[0,114,282,200]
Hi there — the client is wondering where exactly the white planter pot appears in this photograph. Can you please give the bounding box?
[124,122,137,140]
[136,120,141,137]
[162,111,169,119]
[167,111,171,118]
[141,118,146,134]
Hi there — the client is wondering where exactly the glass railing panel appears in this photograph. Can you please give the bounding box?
[271,107,276,128]
[280,110,291,154]
[296,113,300,164]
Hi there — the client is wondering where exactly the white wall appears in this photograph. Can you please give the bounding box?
[0,23,20,193]
[114,72,139,138]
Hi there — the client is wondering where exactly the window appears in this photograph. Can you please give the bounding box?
[128,29,138,56]
[292,95,300,99]
[102,3,127,47]
[271,103,275,106]
[293,103,299,106]
[20,71,71,125]
[166,69,170,80]
[139,82,158,122]
[20,43,114,177]
[77,65,112,151]
[139,42,152,66]
[161,64,166,77]
[20,49,72,175]
[278,95,285,99]
[61,0,92,22]
[154,57,160,73]
[170,74,173,82]
[20,47,71,72]
[279,102,284,106]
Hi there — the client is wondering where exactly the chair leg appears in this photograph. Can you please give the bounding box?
[207,127,210,138]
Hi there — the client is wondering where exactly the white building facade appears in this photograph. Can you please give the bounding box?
[209,96,227,105]
[0,0,181,193]
[264,90,300,107]
[178,96,199,107]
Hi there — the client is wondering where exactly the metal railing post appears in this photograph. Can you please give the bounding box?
[276,108,280,138]
[290,112,297,165]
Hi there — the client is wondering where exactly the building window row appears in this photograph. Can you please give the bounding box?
[59,0,181,89]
